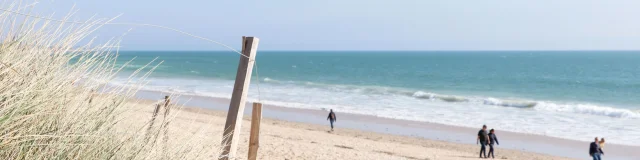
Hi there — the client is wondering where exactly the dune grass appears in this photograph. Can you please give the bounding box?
[0,2,228,159]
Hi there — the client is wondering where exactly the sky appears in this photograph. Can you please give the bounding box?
[11,0,640,50]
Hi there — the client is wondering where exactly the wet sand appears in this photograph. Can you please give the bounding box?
[133,90,639,159]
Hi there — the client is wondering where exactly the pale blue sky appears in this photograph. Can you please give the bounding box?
[25,0,640,50]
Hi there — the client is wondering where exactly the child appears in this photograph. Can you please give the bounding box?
[488,129,500,159]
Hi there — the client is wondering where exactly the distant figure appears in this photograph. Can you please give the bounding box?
[589,137,604,160]
[477,125,490,158]
[488,129,500,159]
[599,138,606,149]
[327,109,337,131]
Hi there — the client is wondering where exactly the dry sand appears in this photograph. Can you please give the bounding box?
[122,99,575,160]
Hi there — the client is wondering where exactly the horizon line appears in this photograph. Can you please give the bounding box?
[115,49,640,52]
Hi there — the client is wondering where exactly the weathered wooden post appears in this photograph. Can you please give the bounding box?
[162,95,171,158]
[163,95,171,116]
[247,102,262,160]
[88,89,95,104]
[220,36,259,160]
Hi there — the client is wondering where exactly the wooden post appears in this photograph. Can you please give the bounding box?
[220,36,259,160]
[247,103,262,160]
[162,95,171,158]
[163,95,171,116]
[88,89,95,104]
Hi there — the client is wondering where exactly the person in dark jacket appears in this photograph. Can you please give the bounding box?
[488,129,500,159]
[589,137,604,160]
[327,109,337,131]
[477,125,490,158]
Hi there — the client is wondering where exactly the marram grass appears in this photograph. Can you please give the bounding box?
[0,2,229,159]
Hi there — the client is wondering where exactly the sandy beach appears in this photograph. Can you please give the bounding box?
[123,95,577,160]
[128,90,640,160]
[133,90,640,160]
[4,1,640,159]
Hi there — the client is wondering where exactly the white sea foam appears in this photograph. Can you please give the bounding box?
[114,64,165,69]
[263,77,276,82]
[534,102,640,118]
[412,91,468,102]
[481,98,537,108]
[112,76,640,146]
[121,76,640,119]
[409,91,637,118]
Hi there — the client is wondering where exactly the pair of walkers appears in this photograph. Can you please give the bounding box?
[477,125,499,159]
[589,137,605,160]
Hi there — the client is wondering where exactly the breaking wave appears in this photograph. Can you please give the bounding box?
[255,78,640,119]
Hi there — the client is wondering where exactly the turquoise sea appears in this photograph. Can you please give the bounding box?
[113,51,640,145]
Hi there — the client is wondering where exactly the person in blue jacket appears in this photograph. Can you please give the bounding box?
[488,129,500,159]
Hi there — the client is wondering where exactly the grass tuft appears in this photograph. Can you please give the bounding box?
[0,1,229,159]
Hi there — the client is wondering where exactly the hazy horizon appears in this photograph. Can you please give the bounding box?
[115,49,640,52]
[21,0,640,51]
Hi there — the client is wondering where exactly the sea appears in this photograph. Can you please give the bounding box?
[111,51,640,146]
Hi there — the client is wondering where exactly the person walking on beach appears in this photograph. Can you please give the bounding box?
[589,137,604,160]
[477,125,490,158]
[488,129,500,159]
[327,109,337,131]
[599,138,606,149]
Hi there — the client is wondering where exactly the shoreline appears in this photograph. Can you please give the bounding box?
[134,89,640,160]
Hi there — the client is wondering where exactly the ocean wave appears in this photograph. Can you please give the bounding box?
[411,91,468,102]
[534,102,640,118]
[302,82,638,118]
[481,98,537,108]
[475,98,638,118]
[409,91,636,118]
[123,76,640,119]
[333,86,638,118]
[114,64,161,69]
[262,77,325,86]
[263,77,277,82]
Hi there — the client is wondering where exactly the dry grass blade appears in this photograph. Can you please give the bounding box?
[0,1,230,159]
